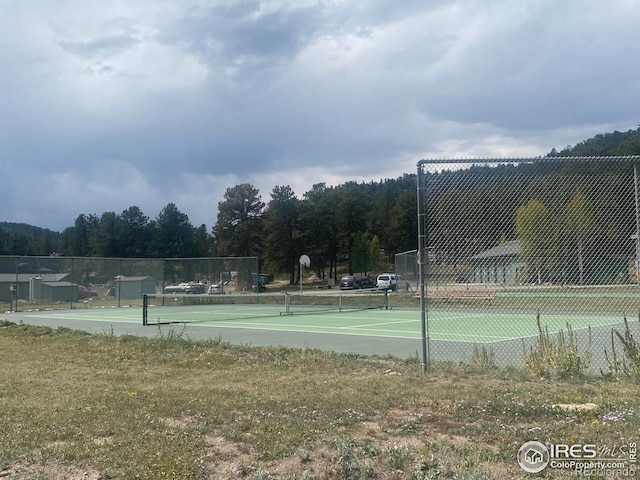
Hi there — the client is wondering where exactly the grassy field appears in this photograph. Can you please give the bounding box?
[0,321,639,479]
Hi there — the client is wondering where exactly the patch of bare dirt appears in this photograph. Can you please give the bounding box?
[0,463,103,480]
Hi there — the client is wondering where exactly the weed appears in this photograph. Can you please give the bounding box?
[9,324,90,338]
[604,314,640,378]
[360,440,379,458]
[101,325,115,337]
[469,344,497,370]
[232,463,257,476]
[332,436,375,479]
[386,443,411,470]
[252,467,275,480]
[522,312,591,378]
[296,447,313,463]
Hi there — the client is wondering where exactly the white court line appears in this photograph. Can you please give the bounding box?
[344,318,419,329]
[27,308,618,343]
[22,311,510,342]
[25,312,140,323]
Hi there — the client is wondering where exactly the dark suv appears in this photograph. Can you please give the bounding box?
[339,275,376,290]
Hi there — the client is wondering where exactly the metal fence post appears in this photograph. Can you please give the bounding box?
[417,161,430,373]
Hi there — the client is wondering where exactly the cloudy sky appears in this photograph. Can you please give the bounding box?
[1,0,639,232]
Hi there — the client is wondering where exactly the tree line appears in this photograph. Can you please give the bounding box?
[0,205,213,259]
[0,178,418,284]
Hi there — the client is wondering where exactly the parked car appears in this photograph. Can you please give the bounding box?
[376,274,410,291]
[164,283,190,294]
[164,282,205,294]
[339,275,376,290]
[77,285,98,299]
[376,274,393,290]
[185,282,205,294]
[208,283,223,294]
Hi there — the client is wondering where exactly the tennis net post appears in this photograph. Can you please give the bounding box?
[142,293,147,326]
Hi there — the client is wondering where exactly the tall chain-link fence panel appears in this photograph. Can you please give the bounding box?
[394,250,418,295]
[0,256,258,312]
[163,257,261,293]
[417,156,640,373]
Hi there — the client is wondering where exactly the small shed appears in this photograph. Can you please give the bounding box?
[471,240,525,285]
[113,276,157,299]
[40,281,79,302]
[0,273,70,303]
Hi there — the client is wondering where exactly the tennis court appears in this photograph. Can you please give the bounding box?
[139,302,621,341]
[17,298,634,370]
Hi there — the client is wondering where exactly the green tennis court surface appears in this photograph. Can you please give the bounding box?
[23,306,626,343]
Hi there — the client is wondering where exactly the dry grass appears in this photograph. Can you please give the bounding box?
[0,321,638,479]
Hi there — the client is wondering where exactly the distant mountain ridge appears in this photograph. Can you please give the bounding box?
[549,127,640,157]
[0,222,61,238]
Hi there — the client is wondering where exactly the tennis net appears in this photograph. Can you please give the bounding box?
[142,290,388,325]
[282,290,388,316]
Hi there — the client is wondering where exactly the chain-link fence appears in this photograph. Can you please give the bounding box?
[0,256,259,312]
[416,156,640,373]
[394,250,418,295]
